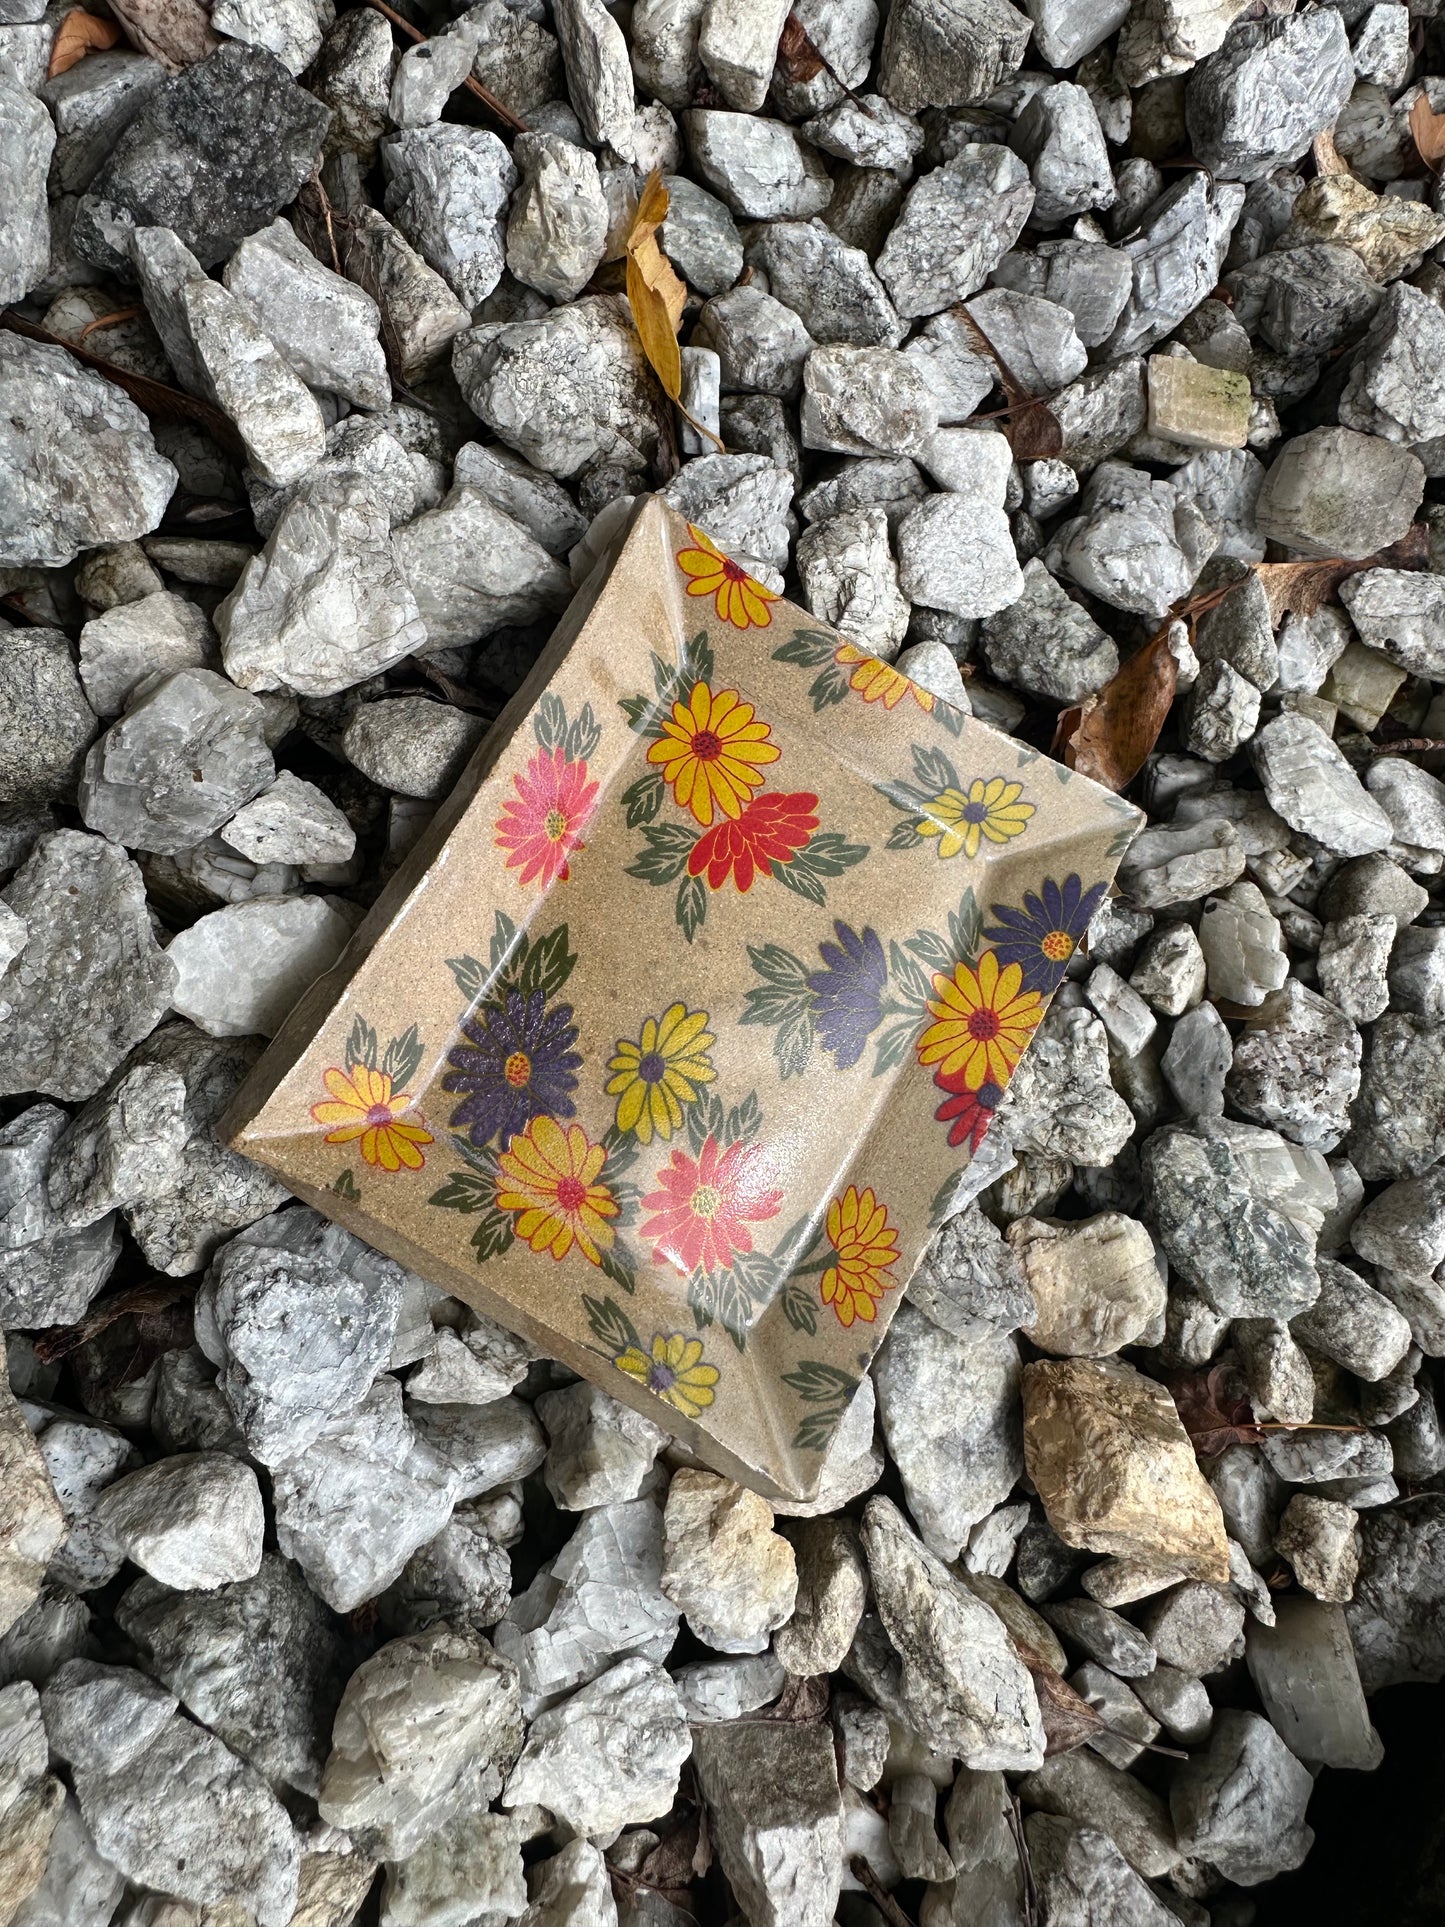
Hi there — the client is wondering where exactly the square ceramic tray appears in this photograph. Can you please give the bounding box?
[224,495,1140,1498]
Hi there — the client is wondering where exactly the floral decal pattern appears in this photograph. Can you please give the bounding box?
[310,1019,433,1175]
[495,693,601,887]
[676,524,779,630]
[618,627,868,943]
[319,520,1138,1474]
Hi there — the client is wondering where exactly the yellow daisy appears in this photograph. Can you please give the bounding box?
[917,776,1035,860]
[675,524,779,629]
[647,679,781,826]
[614,1331,720,1418]
[495,1115,617,1264]
[820,1184,901,1328]
[310,1063,434,1172]
[917,950,1044,1090]
[606,1001,716,1144]
[835,641,935,712]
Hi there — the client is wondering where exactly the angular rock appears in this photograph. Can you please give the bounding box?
[981,558,1117,704]
[223,218,389,411]
[682,109,831,220]
[503,1657,690,1837]
[1170,1707,1312,1886]
[74,45,330,274]
[167,894,353,1039]
[896,492,1022,620]
[1107,174,1246,359]
[0,336,177,570]
[0,626,99,806]
[1022,1356,1230,1580]
[1011,1213,1164,1357]
[660,1469,795,1655]
[877,145,1034,318]
[1247,1594,1382,1771]
[1226,978,1361,1154]
[1255,425,1423,560]
[534,1382,665,1512]
[859,1496,1044,1768]
[317,1624,523,1860]
[1185,10,1353,182]
[878,0,1031,113]
[690,1719,843,1927]
[90,1454,262,1593]
[505,131,608,304]
[874,1306,1022,1561]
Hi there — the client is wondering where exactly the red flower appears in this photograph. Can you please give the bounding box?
[641,1134,783,1275]
[687,790,820,893]
[495,746,599,888]
[932,1073,1005,1152]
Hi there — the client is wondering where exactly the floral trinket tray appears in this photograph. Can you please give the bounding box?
[224,496,1140,1500]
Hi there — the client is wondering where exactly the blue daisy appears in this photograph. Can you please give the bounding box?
[442,988,582,1148]
[983,875,1107,996]
[805,921,887,1069]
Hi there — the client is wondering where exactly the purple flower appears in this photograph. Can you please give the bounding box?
[806,921,887,1069]
[983,875,1107,996]
[442,988,582,1148]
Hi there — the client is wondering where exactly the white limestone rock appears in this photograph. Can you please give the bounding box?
[223,218,389,411]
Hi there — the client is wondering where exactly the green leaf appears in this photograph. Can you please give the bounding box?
[331,1168,360,1202]
[949,888,983,964]
[600,1124,642,1177]
[746,941,810,990]
[381,1024,423,1090]
[609,1179,645,1227]
[449,1133,501,1179]
[625,822,699,886]
[517,924,577,1000]
[724,1090,762,1146]
[934,700,966,739]
[687,1091,726,1156]
[874,776,931,814]
[682,629,714,687]
[741,983,813,1027]
[1108,819,1140,858]
[344,1016,379,1071]
[772,627,837,668]
[885,819,925,850]
[621,769,665,828]
[872,1016,921,1077]
[794,1409,842,1452]
[619,692,654,729]
[597,1241,638,1294]
[429,1169,498,1213]
[780,1278,818,1335]
[564,701,603,764]
[676,873,707,942]
[470,1209,515,1262]
[794,831,869,879]
[689,1267,759,1352]
[774,1006,814,1080]
[784,1359,860,1402]
[807,663,851,712]
[913,743,960,795]
[888,939,933,1010]
[584,1293,642,1356]
[905,926,954,975]
[534,690,567,753]
[489,911,519,971]
[771,857,827,907]
[446,954,489,1004]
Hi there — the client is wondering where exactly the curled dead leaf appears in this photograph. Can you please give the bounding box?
[1410,92,1445,173]
[1054,624,1179,793]
[104,0,216,72]
[624,171,723,451]
[48,9,121,77]
[956,307,1063,460]
[776,11,826,83]
[1255,521,1431,624]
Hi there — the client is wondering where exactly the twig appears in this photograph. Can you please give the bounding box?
[359,0,528,133]
[848,1857,917,1927]
[1372,736,1445,756]
[78,306,143,342]
[1006,1791,1041,1927]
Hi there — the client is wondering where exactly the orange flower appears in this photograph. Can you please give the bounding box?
[917,950,1043,1091]
[687,790,820,892]
[495,1115,618,1264]
[311,1063,434,1172]
[648,679,780,826]
[676,524,779,629]
[835,641,935,712]
[820,1185,901,1328]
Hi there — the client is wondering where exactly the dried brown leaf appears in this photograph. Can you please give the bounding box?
[776,11,826,82]
[48,9,121,75]
[1054,625,1178,793]
[624,171,723,451]
[35,1278,192,1365]
[956,307,1063,460]
[1166,1364,1268,1457]
[1255,521,1430,624]
[106,0,216,71]
[0,311,246,457]
[1411,92,1445,173]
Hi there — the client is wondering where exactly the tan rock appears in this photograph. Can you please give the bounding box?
[1146,356,1250,450]
[1022,1358,1230,1582]
[0,1338,64,1638]
[1011,1214,1166,1357]
[661,1469,797,1654]
[1284,173,1445,282]
[0,1773,63,1927]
